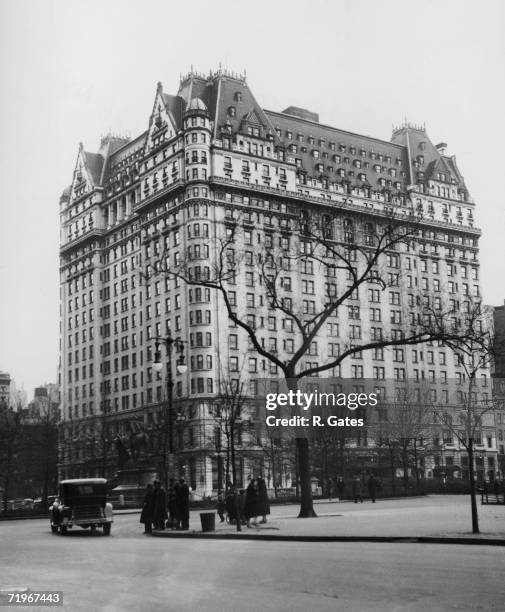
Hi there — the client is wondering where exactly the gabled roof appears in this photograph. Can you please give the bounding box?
[161,93,186,130]
[83,151,104,185]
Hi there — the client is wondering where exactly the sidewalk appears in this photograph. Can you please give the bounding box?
[151,495,505,545]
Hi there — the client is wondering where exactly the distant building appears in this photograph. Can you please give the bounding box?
[0,371,11,408]
[24,384,60,422]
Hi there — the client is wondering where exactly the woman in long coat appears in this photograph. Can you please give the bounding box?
[257,477,270,523]
[175,477,190,530]
[152,480,167,529]
[140,483,154,533]
[244,478,261,527]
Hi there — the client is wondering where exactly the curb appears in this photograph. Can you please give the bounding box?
[151,531,505,546]
[0,509,142,522]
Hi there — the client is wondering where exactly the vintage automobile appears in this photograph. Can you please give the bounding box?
[49,478,113,535]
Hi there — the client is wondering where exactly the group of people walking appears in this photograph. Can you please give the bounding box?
[219,476,270,527]
[327,474,381,503]
[140,477,190,533]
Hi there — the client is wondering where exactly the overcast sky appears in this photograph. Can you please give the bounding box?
[0,0,504,397]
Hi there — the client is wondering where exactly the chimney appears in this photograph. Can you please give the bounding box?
[436,142,447,155]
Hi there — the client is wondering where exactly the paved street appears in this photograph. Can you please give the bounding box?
[201,494,505,539]
[0,497,504,611]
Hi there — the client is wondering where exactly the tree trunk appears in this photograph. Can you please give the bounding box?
[230,422,241,531]
[296,437,317,517]
[285,378,316,518]
[389,445,395,494]
[467,439,479,534]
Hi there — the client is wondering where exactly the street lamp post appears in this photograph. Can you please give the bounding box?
[153,331,187,488]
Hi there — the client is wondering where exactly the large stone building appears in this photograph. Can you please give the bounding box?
[58,68,497,492]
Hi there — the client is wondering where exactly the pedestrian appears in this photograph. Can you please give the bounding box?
[167,478,177,529]
[140,483,154,534]
[367,473,379,503]
[217,489,226,523]
[257,476,270,524]
[176,477,190,530]
[225,484,238,524]
[336,477,345,501]
[238,489,246,525]
[352,475,363,503]
[152,480,167,530]
[244,477,261,527]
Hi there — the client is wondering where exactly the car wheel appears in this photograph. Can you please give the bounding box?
[60,525,68,535]
[50,524,58,534]
[103,523,111,536]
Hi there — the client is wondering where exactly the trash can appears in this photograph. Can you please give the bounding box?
[200,512,216,532]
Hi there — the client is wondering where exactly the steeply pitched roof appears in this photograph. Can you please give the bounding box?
[83,151,104,185]
[391,125,468,192]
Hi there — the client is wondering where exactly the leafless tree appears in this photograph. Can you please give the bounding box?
[155,208,487,517]
[373,383,433,494]
[433,313,501,534]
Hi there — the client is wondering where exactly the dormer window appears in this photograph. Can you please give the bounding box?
[235,92,243,102]
[339,144,346,152]
[350,147,356,155]
[330,142,336,151]
[354,160,362,169]
[319,138,325,147]
[297,132,304,142]
[313,150,320,159]
[360,149,366,157]
[308,136,315,145]
[374,164,381,173]
[370,152,376,160]
[286,131,293,140]
[333,154,341,163]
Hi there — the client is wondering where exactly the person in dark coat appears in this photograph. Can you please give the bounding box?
[167,478,177,529]
[336,477,345,501]
[244,478,261,527]
[140,483,154,534]
[152,480,167,530]
[367,473,379,503]
[257,477,270,524]
[175,477,190,530]
[217,490,226,523]
[225,485,238,524]
[352,475,363,503]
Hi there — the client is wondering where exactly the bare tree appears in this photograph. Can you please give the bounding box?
[156,208,487,517]
[373,384,433,495]
[433,321,500,534]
